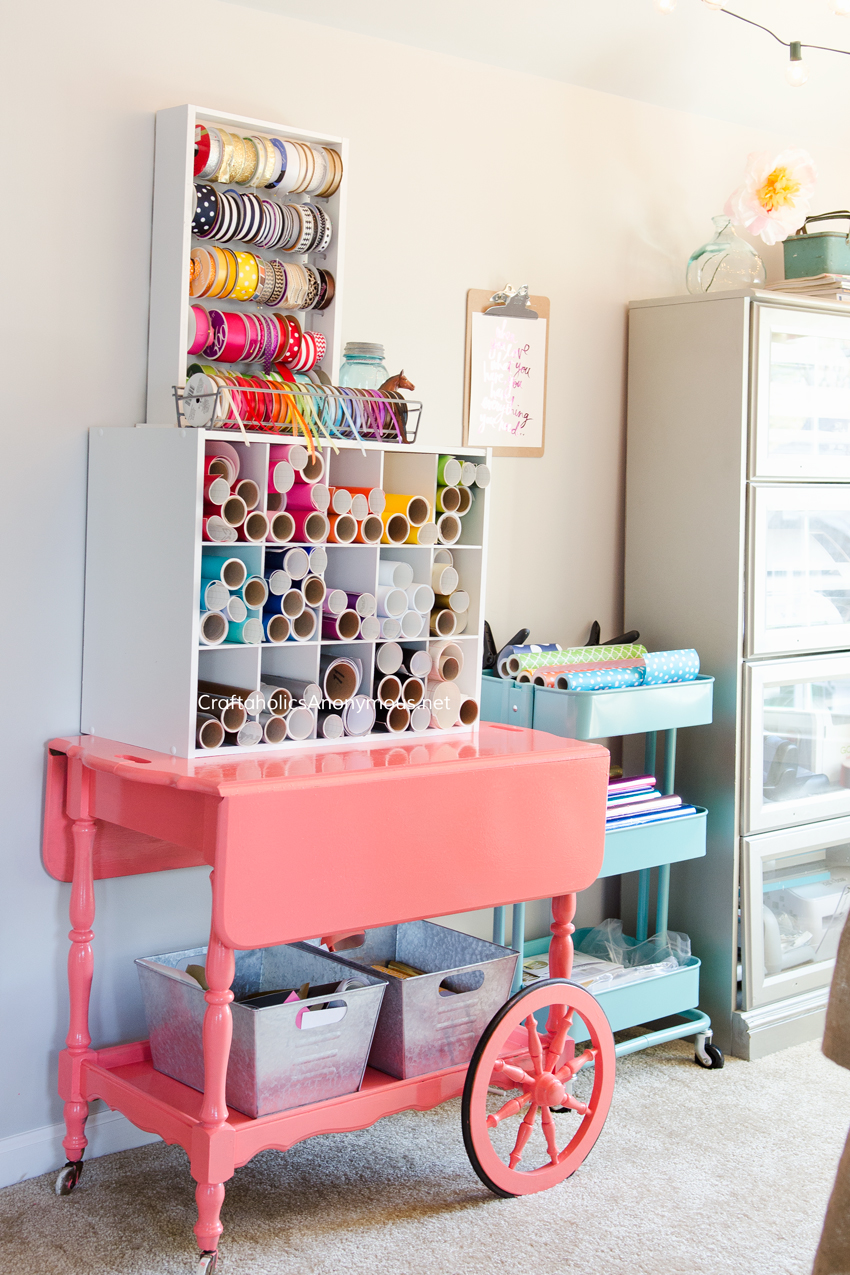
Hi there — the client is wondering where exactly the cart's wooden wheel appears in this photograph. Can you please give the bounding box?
[462,979,615,1197]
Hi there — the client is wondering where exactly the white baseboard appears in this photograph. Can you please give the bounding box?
[0,1108,160,1189]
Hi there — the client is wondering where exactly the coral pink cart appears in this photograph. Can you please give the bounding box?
[44,724,615,1273]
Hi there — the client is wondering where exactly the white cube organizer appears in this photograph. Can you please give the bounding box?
[81,428,490,757]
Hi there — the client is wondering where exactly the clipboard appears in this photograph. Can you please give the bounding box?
[462,286,550,457]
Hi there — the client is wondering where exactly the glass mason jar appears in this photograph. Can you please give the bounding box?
[338,342,389,389]
[686,215,766,294]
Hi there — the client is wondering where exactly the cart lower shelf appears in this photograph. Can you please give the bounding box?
[72,1040,487,1170]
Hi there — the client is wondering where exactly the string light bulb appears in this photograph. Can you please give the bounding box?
[786,40,809,84]
[654,0,677,12]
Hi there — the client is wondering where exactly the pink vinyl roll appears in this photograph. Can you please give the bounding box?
[234,479,260,510]
[267,511,296,544]
[205,455,233,483]
[294,450,325,485]
[286,483,330,512]
[268,460,295,494]
[291,510,329,543]
[269,442,309,472]
[203,516,237,544]
[205,440,240,482]
[205,493,247,527]
[238,510,270,542]
[204,474,231,506]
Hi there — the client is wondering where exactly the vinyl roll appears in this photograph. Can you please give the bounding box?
[202,579,229,612]
[203,516,237,543]
[409,703,431,733]
[262,676,320,709]
[401,648,433,679]
[269,442,309,472]
[435,590,469,614]
[349,493,368,519]
[383,493,430,527]
[377,585,408,618]
[321,655,362,703]
[280,547,310,579]
[406,584,435,614]
[290,608,318,641]
[347,486,386,514]
[266,492,285,513]
[437,456,461,486]
[204,474,231,506]
[328,514,357,544]
[201,555,247,589]
[322,609,360,640]
[348,592,377,616]
[225,596,248,623]
[399,611,424,638]
[239,510,270,542]
[286,705,316,740]
[323,589,348,616]
[460,461,477,487]
[199,680,264,716]
[453,611,469,635]
[227,616,264,644]
[379,559,414,589]
[375,641,403,674]
[240,576,269,609]
[197,688,247,733]
[227,720,263,747]
[356,515,384,544]
[375,703,410,733]
[430,608,457,637]
[381,511,410,545]
[406,522,438,546]
[302,574,326,608]
[260,712,288,744]
[401,676,425,706]
[197,713,225,749]
[264,589,305,619]
[436,514,461,545]
[295,450,325,484]
[427,678,463,730]
[455,486,473,516]
[291,510,329,544]
[210,494,247,527]
[433,549,453,565]
[267,511,296,544]
[286,483,330,512]
[431,564,458,595]
[342,694,376,736]
[318,710,344,739]
[307,546,328,576]
[234,479,260,510]
[474,464,491,488]
[206,440,240,482]
[205,454,235,484]
[262,613,290,643]
[199,610,228,645]
[359,615,380,641]
[458,697,479,726]
[436,485,461,514]
[430,641,463,681]
[328,487,353,514]
[376,675,402,706]
[380,617,401,639]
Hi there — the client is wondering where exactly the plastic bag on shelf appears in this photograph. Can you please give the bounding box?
[573,918,691,989]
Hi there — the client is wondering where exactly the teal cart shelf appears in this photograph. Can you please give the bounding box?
[480,669,720,1065]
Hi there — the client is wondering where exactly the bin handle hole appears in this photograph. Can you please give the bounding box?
[439,969,484,996]
[296,1000,348,1029]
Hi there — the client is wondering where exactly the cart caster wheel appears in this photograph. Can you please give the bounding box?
[462,978,616,1198]
[55,1161,84,1196]
[694,1042,724,1069]
[197,1252,218,1274]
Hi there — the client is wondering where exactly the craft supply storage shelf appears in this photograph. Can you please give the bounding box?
[81,427,489,757]
[627,288,850,1058]
[482,673,716,1058]
[146,104,348,425]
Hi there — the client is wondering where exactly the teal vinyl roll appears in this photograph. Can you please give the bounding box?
[226,616,264,645]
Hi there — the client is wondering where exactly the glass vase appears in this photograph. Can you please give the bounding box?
[686,216,766,294]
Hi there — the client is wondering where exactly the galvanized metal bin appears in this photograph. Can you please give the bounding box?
[330,921,518,1079]
[136,943,385,1118]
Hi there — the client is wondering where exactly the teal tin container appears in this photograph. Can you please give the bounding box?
[783,212,850,279]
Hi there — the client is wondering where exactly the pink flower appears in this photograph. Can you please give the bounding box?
[724,149,817,246]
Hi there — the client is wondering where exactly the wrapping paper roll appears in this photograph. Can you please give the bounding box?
[266,493,285,513]
[400,676,425,706]
[379,559,414,588]
[453,611,469,635]
[205,440,240,482]
[375,642,403,675]
[259,683,292,717]
[566,669,643,691]
[205,454,234,484]
[328,514,357,544]
[204,474,231,506]
[202,555,247,589]
[460,461,477,487]
[433,549,453,565]
[295,450,325,485]
[197,681,255,729]
[350,493,369,519]
[227,719,263,747]
[280,548,309,579]
[643,649,700,685]
[510,644,647,676]
[225,596,248,623]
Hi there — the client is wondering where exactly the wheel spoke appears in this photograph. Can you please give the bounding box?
[492,1058,534,1088]
[540,1104,560,1165]
[555,1047,596,1081]
[486,1092,531,1129]
[543,1012,573,1073]
[508,1103,538,1169]
[525,1014,544,1075]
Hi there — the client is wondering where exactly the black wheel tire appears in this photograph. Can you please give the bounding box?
[695,1042,724,1069]
[55,1161,83,1196]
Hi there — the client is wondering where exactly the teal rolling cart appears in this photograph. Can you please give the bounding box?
[481,670,723,1067]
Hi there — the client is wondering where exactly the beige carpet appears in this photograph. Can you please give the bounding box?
[2,1037,849,1275]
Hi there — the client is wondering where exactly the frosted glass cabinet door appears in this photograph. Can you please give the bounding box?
[753,305,850,479]
[741,820,850,1008]
[748,484,850,655]
[743,654,850,833]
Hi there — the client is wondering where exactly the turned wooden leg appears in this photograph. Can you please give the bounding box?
[193,900,235,1256]
[547,893,577,1037]
[62,817,96,1164]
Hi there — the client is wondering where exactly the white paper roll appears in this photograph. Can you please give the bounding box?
[378,559,414,588]
[475,464,491,488]
[453,611,469,635]
[380,617,401,639]
[402,648,433,679]
[460,461,477,487]
[448,590,469,613]
[433,549,453,565]
[400,610,424,638]
[427,678,463,730]
[230,720,263,747]
[377,585,407,618]
[199,611,228,645]
[267,569,292,596]
[409,704,431,733]
[359,616,380,641]
[375,642,403,674]
[431,564,458,595]
[283,548,310,579]
[286,706,315,740]
[406,584,435,614]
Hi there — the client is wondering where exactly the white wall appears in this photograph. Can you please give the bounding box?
[2,0,847,1181]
